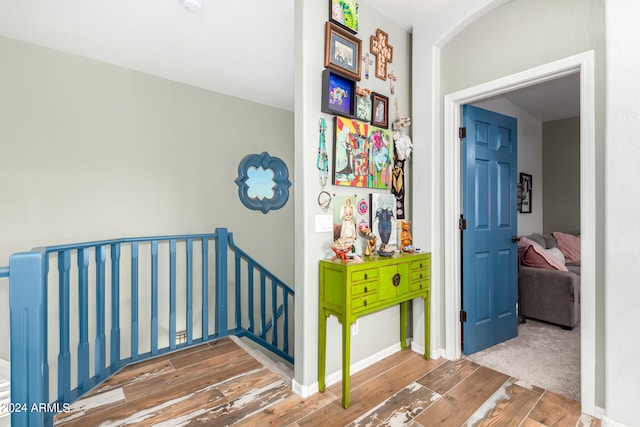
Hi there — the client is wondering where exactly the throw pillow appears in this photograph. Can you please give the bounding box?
[522,244,569,271]
[552,232,581,263]
[546,247,566,265]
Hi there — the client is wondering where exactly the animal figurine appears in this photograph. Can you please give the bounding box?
[400,220,415,252]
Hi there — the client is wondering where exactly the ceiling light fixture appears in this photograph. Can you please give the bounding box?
[180,0,203,12]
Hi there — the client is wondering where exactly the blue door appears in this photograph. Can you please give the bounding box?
[462,105,518,354]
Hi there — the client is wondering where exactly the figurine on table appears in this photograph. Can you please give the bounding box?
[400,220,415,253]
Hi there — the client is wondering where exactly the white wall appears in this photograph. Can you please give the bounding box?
[470,97,543,235]
[0,36,294,362]
[294,1,412,393]
[604,0,640,424]
[412,0,606,412]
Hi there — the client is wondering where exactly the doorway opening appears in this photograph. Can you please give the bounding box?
[442,51,596,416]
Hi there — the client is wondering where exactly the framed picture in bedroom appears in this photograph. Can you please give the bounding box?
[519,173,532,213]
[324,21,362,81]
[321,69,356,118]
[329,0,359,34]
[370,92,389,128]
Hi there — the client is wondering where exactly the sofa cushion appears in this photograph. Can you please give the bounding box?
[546,247,566,265]
[526,234,548,248]
[553,232,581,263]
[522,243,569,271]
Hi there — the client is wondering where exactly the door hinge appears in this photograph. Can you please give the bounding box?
[460,310,467,323]
[459,217,467,230]
[459,127,467,139]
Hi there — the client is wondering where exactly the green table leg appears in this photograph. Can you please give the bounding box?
[400,301,407,349]
[342,318,351,408]
[318,309,327,392]
[424,295,430,360]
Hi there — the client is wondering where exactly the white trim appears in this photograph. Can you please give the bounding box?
[443,51,597,416]
[291,342,402,398]
[0,359,8,381]
[601,415,628,427]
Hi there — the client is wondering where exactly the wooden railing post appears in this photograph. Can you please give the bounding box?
[215,228,229,337]
[9,251,47,427]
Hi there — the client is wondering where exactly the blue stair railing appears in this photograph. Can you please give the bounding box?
[1,227,294,427]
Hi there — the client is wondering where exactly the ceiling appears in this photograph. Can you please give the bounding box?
[0,0,579,120]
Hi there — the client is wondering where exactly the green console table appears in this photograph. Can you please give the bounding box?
[318,252,431,408]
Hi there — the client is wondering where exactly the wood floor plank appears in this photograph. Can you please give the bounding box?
[527,390,582,427]
[299,355,438,427]
[416,358,480,395]
[188,378,290,426]
[346,381,440,427]
[414,366,510,426]
[521,418,546,427]
[233,388,338,427]
[170,338,242,370]
[326,349,427,396]
[122,348,257,400]
[463,380,542,426]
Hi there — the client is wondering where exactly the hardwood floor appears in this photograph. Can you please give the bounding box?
[55,338,600,426]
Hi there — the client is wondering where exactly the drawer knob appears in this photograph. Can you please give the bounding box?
[364,273,368,279]
[364,286,368,293]
[420,263,423,268]
[363,299,367,306]
[392,273,401,287]
[420,273,423,279]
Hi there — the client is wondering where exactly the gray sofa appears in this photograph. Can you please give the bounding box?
[518,233,581,330]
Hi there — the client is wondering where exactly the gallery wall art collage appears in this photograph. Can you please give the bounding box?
[319,0,415,260]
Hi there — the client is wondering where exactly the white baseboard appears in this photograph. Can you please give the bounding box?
[600,414,628,427]
[0,359,8,381]
[291,342,402,398]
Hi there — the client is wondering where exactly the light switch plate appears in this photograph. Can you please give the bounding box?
[315,215,333,233]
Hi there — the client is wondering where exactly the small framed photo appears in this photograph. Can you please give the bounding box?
[371,92,389,128]
[519,173,533,213]
[329,0,359,34]
[355,89,371,122]
[321,69,356,118]
[325,22,362,81]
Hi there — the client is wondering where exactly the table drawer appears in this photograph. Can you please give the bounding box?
[351,268,378,282]
[411,279,429,292]
[411,258,430,271]
[351,293,379,310]
[411,269,430,282]
[352,281,378,296]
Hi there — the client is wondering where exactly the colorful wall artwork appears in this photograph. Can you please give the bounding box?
[370,193,397,249]
[330,0,359,34]
[333,116,392,189]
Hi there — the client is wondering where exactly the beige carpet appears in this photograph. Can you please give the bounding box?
[465,319,580,402]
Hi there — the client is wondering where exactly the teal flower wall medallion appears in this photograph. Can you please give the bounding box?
[235,152,291,214]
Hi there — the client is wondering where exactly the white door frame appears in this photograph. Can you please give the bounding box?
[443,51,596,415]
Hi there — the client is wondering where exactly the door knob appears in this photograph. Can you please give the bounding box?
[512,236,520,243]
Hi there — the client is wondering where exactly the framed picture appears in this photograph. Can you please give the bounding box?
[321,69,356,118]
[325,22,362,81]
[329,0,359,34]
[371,92,389,128]
[355,92,371,122]
[369,193,397,249]
[333,116,393,189]
[368,125,393,189]
[519,173,532,213]
[333,116,369,187]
